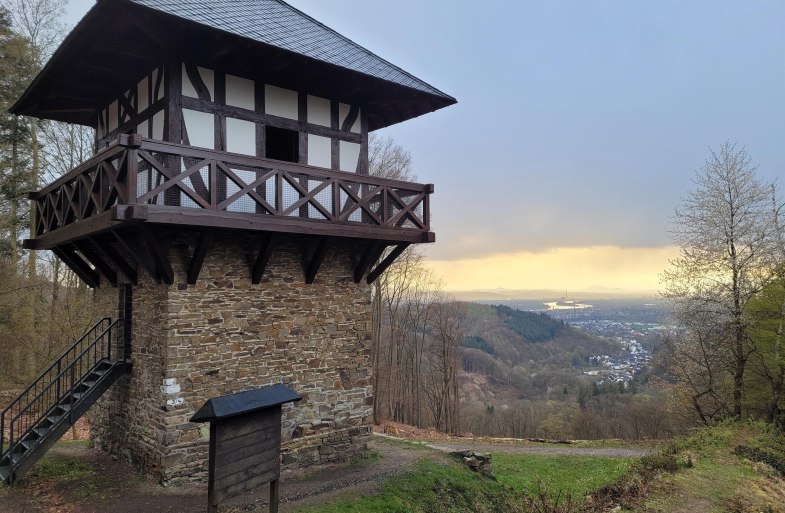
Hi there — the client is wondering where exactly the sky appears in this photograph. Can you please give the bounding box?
[63,0,785,292]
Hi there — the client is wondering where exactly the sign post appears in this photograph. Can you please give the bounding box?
[190,384,301,513]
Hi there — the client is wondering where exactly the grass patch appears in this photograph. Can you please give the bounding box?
[493,452,634,498]
[624,421,785,513]
[59,439,92,448]
[26,454,94,481]
[350,450,383,468]
[294,458,525,513]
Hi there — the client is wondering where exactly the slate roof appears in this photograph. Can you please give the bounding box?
[129,0,453,101]
[11,0,455,128]
[190,384,301,423]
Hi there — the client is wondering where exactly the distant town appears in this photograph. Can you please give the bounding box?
[544,298,670,387]
[479,296,675,388]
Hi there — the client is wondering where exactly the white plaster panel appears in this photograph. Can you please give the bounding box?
[308,134,332,168]
[265,85,298,119]
[153,68,164,101]
[121,90,132,124]
[226,117,256,156]
[108,100,118,131]
[339,103,349,127]
[182,63,197,99]
[339,103,361,133]
[226,74,255,110]
[96,112,104,138]
[137,120,149,138]
[351,109,361,133]
[151,110,165,141]
[181,65,214,100]
[138,76,149,112]
[199,67,214,101]
[182,109,214,149]
[339,141,361,172]
[307,95,331,127]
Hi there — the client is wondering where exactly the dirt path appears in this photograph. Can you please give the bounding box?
[0,434,649,513]
[416,439,653,458]
[0,437,438,513]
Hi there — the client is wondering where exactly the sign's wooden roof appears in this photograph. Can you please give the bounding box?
[190,384,301,423]
[11,0,456,130]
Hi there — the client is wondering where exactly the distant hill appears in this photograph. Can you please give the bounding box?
[460,303,623,403]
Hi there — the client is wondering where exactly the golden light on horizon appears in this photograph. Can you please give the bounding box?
[426,245,679,292]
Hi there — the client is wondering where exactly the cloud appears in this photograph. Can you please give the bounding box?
[425,245,679,292]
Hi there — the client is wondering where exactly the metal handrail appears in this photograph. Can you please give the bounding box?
[1,318,110,419]
[1,318,125,463]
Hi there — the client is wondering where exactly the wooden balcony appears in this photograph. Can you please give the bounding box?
[24,134,433,287]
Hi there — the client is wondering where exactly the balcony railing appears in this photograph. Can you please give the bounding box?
[28,134,433,248]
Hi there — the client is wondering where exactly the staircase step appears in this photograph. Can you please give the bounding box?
[33,427,49,438]
[0,465,10,483]
[47,414,65,424]
[21,440,36,451]
[55,404,72,413]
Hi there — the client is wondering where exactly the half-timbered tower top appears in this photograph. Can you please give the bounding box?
[17,0,455,288]
[11,0,456,129]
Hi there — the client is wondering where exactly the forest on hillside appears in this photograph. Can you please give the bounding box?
[458,303,674,440]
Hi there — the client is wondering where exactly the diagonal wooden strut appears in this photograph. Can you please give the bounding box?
[187,228,214,284]
[252,233,277,284]
[305,237,329,284]
[52,246,100,288]
[73,240,118,286]
[140,226,174,285]
[367,243,410,284]
[354,241,385,284]
[90,236,138,285]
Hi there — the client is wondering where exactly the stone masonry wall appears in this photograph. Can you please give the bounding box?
[90,232,373,483]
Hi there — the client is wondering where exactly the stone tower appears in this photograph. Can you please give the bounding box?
[15,0,455,483]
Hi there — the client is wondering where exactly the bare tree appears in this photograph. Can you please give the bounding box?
[663,142,777,419]
[3,0,65,65]
[424,299,465,433]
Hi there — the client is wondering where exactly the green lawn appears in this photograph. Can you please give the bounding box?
[294,449,638,513]
[492,452,634,497]
[293,459,523,513]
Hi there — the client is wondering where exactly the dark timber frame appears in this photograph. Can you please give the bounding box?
[24,134,433,286]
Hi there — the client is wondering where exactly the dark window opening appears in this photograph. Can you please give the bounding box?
[266,126,299,163]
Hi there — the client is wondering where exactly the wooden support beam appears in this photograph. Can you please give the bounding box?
[304,237,329,285]
[91,236,137,285]
[52,246,100,288]
[73,240,118,286]
[111,229,158,282]
[353,241,385,284]
[187,228,214,284]
[251,233,277,284]
[140,226,174,285]
[367,243,410,284]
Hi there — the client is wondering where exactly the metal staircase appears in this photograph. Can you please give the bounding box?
[0,318,130,485]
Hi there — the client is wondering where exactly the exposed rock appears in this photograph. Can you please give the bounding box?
[450,450,493,475]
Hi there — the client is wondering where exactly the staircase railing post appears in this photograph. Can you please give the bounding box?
[108,324,112,362]
[56,360,61,403]
[70,364,75,410]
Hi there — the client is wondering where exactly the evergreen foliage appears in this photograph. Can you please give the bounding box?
[494,304,565,342]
